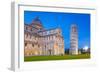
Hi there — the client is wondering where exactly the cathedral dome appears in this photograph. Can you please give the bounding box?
[30,16,43,30]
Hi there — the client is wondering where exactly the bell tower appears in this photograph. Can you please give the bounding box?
[70,24,78,55]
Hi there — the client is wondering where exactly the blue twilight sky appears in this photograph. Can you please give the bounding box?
[24,11,90,49]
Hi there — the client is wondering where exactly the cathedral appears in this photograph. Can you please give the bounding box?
[24,17,64,56]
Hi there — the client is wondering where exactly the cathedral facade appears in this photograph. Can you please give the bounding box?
[24,17,64,56]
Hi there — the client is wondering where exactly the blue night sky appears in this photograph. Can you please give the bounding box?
[24,11,90,49]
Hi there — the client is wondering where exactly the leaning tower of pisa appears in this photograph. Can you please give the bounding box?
[70,24,78,55]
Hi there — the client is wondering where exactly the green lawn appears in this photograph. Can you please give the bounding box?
[24,54,90,62]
